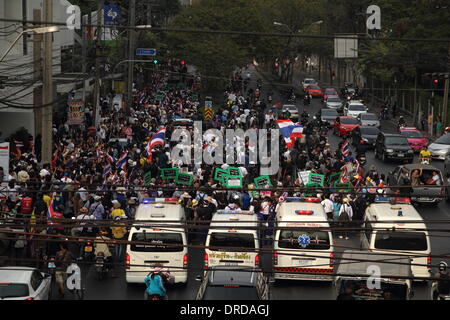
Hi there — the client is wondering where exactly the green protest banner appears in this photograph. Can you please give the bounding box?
[254,175,272,188]
[144,171,152,186]
[155,93,165,101]
[328,172,342,185]
[227,166,241,177]
[175,173,193,185]
[308,173,325,186]
[214,168,228,183]
[161,168,179,179]
[225,175,243,188]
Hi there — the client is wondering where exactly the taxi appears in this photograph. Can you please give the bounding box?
[399,127,427,152]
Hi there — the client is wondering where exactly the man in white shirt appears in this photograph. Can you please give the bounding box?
[321,195,334,220]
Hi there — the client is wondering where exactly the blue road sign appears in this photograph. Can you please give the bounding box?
[135,48,157,56]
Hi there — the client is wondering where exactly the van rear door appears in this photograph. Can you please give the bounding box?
[207,232,257,267]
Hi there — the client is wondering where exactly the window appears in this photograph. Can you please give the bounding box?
[277,230,331,250]
[327,97,341,103]
[209,233,255,251]
[385,137,409,145]
[434,133,450,145]
[322,110,338,116]
[30,271,43,291]
[131,232,184,252]
[0,283,29,298]
[361,114,378,120]
[374,231,428,250]
[401,130,423,138]
[348,104,366,111]
[203,286,259,300]
[340,118,359,124]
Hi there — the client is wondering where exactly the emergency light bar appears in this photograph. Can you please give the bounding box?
[215,210,253,215]
[285,197,321,203]
[141,198,178,204]
[295,210,314,215]
[374,197,411,204]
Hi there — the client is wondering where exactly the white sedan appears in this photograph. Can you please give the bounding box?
[0,267,52,300]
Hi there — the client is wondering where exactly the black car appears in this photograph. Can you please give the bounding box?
[318,108,339,128]
[374,132,414,163]
[195,267,270,300]
[351,126,380,149]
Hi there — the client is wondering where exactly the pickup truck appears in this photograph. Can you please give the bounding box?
[387,164,444,205]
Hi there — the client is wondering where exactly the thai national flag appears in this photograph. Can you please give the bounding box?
[103,164,111,177]
[147,128,166,160]
[341,140,350,157]
[340,165,348,183]
[116,151,128,170]
[46,198,56,225]
[277,120,303,148]
[106,153,117,164]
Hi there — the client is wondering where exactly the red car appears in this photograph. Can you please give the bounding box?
[322,88,339,101]
[333,116,359,137]
[399,127,427,152]
[306,86,323,98]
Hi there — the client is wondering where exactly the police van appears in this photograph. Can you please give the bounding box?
[204,210,259,269]
[125,198,188,284]
[273,197,334,281]
[360,197,431,280]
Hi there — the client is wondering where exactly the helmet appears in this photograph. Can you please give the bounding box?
[439,261,448,272]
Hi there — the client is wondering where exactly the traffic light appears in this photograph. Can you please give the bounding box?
[153,59,158,65]
[434,79,439,84]
[180,60,185,65]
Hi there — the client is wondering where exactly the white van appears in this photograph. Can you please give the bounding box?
[273,197,334,281]
[125,198,188,284]
[360,197,431,280]
[204,210,259,270]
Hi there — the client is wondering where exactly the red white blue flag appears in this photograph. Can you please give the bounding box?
[147,128,166,160]
[276,120,303,148]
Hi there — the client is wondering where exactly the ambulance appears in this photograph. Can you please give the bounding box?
[360,197,431,280]
[204,210,260,270]
[273,197,334,281]
[125,198,188,284]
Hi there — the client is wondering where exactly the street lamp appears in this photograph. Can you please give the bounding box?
[0,26,59,62]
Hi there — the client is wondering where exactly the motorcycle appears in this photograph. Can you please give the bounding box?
[420,157,431,165]
[94,251,108,281]
[46,255,57,280]
[303,95,311,106]
[431,281,450,300]
[82,240,95,262]
[267,95,273,103]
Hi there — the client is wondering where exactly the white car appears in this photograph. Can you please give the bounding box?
[0,267,52,300]
[344,101,368,117]
[301,78,318,90]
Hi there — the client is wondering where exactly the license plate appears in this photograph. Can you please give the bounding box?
[84,246,93,252]
[397,153,404,157]
[293,259,312,267]
[419,197,430,201]
[224,262,239,266]
[48,262,56,269]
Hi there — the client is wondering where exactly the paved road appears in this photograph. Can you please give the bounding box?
[48,67,448,300]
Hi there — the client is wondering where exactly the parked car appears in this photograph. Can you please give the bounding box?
[322,88,339,101]
[195,267,270,300]
[357,113,380,128]
[444,154,450,177]
[281,104,299,121]
[319,108,339,128]
[343,100,368,117]
[387,164,444,205]
[0,267,52,300]
[324,96,343,109]
[375,132,414,163]
[351,126,380,149]
[428,133,450,160]
[399,127,427,152]
[301,78,318,90]
[305,85,323,98]
[333,116,359,137]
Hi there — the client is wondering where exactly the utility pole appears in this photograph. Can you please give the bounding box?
[126,0,136,116]
[442,44,450,127]
[92,0,104,128]
[33,9,42,140]
[41,0,53,164]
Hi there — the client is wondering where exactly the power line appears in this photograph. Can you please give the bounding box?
[0,18,449,43]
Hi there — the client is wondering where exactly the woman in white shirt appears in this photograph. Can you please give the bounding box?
[338,198,353,240]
